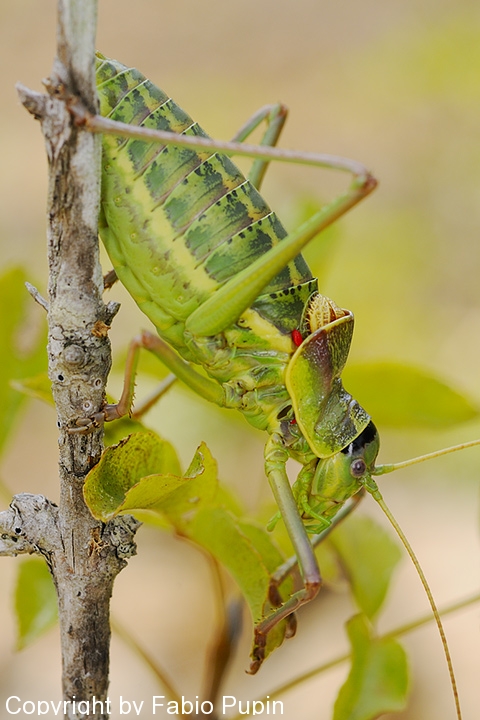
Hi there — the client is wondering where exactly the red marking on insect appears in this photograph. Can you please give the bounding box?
[290,418,297,425]
[292,329,303,347]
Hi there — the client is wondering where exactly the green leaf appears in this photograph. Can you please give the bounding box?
[15,557,58,650]
[11,372,53,406]
[0,268,47,456]
[103,415,154,446]
[129,455,234,531]
[344,361,479,428]
[329,515,402,619]
[149,442,219,524]
[190,509,275,620]
[190,508,289,659]
[334,614,409,720]
[83,437,290,660]
[83,431,182,521]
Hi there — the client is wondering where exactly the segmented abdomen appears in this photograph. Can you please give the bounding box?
[96,54,312,352]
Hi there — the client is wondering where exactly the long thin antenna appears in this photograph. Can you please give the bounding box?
[373,438,480,476]
[363,476,462,720]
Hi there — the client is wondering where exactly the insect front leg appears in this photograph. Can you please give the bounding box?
[71,330,226,432]
[249,433,322,674]
[70,333,144,432]
[291,459,334,528]
[269,490,365,593]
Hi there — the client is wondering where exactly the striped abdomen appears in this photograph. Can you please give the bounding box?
[96,54,313,356]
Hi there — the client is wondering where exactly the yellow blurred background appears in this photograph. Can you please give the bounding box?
[1,1,480,718]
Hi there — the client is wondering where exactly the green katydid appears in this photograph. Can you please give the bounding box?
[71,53,479,714]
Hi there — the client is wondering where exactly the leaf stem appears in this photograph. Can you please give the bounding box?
[111,617,184,711]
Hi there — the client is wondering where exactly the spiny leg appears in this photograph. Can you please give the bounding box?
[71,330,226,431]
[130,374,177,420]
[101,267,179,418]
[249,433,322,674]
[71,333,143,431]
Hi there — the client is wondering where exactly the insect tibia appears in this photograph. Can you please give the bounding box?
[302,292,348,335]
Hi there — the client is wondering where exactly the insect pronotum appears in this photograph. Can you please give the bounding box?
[71,53,480,715]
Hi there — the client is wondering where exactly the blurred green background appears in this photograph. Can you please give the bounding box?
[1,1,479,718]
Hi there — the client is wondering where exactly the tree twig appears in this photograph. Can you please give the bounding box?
[14,2,141,718]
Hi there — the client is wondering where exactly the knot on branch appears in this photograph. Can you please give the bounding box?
[17,83,73,165]
[0,494,60,558]
[104,515,142,559]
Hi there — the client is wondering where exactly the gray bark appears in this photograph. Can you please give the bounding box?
[0,2,141,718]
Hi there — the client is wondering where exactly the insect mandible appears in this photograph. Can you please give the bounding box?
[73,54,480,698]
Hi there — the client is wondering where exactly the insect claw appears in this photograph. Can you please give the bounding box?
[248,586,298,674]
[103,268,118,290]
[68,410,109,434]
[68,423,97,435]
[246,659,262,676]
[249,604,298,673]
[285,614,297,639]
[247,633,267,675]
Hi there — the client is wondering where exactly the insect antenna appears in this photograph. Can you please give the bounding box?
[373,437,480,476]
[365,438,480,720]
[366,482,462,720]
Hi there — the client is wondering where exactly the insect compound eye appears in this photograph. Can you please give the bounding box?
[350,458,367,478]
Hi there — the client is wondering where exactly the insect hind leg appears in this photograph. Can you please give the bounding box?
[231,103,288,190]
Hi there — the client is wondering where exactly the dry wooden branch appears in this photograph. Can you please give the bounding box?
[10,2,140,718]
